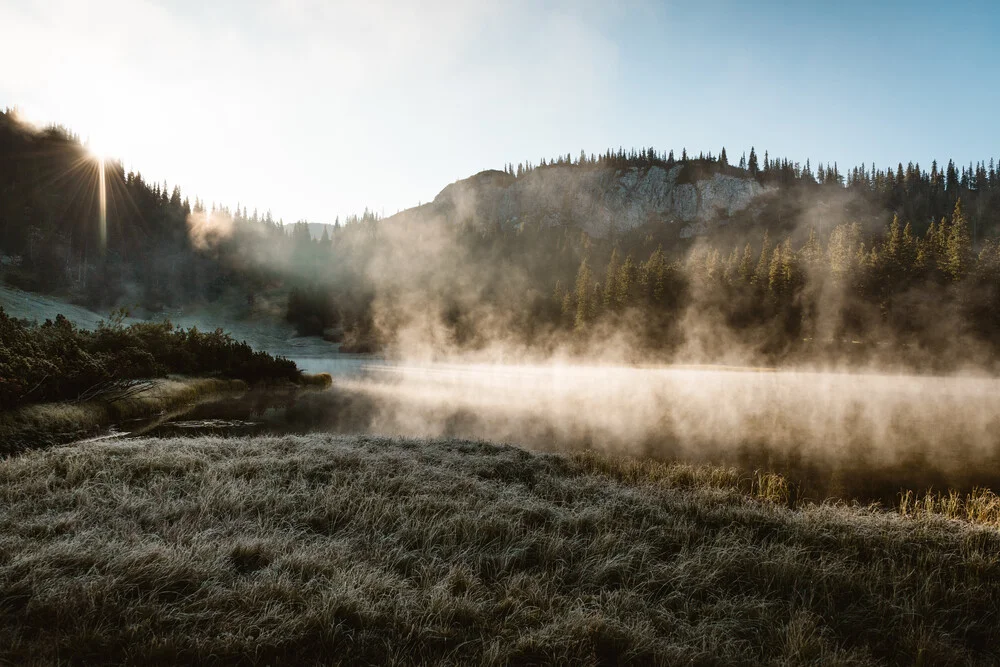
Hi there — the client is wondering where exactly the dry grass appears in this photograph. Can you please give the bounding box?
[572,451,795,507]
[1,435,999,665]
[0,378,245,454]
[898,487,1000,528]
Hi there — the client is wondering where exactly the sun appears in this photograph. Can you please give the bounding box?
[86,136,110,162]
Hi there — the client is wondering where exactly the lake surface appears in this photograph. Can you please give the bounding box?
[115,356,1000,504]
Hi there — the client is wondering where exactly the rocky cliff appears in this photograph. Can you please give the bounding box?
[393,162,772,239]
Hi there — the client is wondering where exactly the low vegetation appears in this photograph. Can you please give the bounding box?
[0,307,300,411]
[0,377,245,456]
[1,435,998,665]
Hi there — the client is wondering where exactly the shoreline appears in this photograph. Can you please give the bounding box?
[0,377,248,455]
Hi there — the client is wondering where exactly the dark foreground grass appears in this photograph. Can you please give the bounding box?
[1,436,999,665]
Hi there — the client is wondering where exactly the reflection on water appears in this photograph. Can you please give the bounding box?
[128,358,1000,504]
[286,354,388,377]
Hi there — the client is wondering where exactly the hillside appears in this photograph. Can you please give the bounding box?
[5,108,1000,365]
[0,285,337,362]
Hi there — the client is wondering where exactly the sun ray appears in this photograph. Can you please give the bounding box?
[97,157,107,254]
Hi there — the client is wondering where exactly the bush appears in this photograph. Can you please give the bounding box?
[0,308,300,410]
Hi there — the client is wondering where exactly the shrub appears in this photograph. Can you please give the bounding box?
[0,308,300,410]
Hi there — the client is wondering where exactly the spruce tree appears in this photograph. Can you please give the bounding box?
[603,248,620,309]
[780,239,796,291]
[753,231,771,286]
[901,222,917,276]
[574,259,592,330]
[768,243,783,295]
[644,245,667,303]
[935,216,951,272]
[561,291,574,324]
[723,246,740,283]
[615,255,636,308]
[801,228,823,269]
[946,199,972,281]
[738,243,755,282]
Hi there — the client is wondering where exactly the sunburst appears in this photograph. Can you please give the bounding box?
[86,143,108,253]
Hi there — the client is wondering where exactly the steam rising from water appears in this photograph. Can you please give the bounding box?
[297,361,1000,501]
[182,167,1000,501]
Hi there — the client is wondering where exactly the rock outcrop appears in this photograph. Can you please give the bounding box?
[393,162,772,239]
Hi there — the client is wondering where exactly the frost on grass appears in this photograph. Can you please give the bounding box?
[1,434,999,665]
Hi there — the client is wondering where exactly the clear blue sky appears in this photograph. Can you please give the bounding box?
[1,0,997,224]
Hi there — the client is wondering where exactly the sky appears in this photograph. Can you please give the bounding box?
[1,0,998,224]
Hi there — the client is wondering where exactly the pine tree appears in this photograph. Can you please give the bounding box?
[801,228,823,269]
[643,245,667,303]
[946,199,972,281]
[738,242,754,282]
[574,259,592,330]
[780,238,796,291]
[723,246,740,283]
[561,291,574,324]
[748,147,759,176]
[901,222,917,276]
[704,249,720,280]
[589,282,603,321]
[615,255,636,308]
[603,248,620,309]
[946,160,959,192]
[829,223,861,282]
[886,214,902,265]
[768,243,783,295]
[753,231,771,286]
[934,216,951,271]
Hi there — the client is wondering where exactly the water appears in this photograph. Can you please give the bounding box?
[286,353,389,377]
[113,356,1000,503]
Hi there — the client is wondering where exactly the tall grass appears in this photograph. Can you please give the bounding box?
[898,487,1000,528]
[1,434,999,665]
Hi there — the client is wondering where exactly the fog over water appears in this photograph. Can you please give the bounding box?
[228,356,1000,502]
[170,161,1000,505]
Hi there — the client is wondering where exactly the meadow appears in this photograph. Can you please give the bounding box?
[1,433,998,665]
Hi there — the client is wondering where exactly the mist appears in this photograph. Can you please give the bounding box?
[180,156,1000,504]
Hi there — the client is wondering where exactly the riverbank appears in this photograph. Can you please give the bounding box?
[0,377,247,455]
[0,434,997,664]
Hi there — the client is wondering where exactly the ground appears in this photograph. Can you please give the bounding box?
[1,434,998,665]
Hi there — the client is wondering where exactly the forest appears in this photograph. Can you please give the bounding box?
[4,108,1000,369]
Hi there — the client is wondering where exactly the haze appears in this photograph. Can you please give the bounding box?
[2,0,998,224]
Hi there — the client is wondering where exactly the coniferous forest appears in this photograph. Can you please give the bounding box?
[4,108,1000,370]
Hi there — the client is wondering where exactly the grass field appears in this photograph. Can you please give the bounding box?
[1,434,999,665]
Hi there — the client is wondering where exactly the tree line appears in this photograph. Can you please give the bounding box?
[4,108,1000,368]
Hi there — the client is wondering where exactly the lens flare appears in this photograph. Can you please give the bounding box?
[97,157,107,253]
[85,139,109,253]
